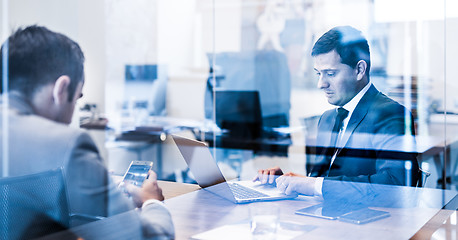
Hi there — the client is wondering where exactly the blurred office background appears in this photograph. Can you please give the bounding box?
[1,0,458,190]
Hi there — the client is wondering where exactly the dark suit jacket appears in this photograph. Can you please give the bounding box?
[310,85,420,197]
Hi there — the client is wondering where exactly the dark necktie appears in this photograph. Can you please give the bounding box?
[326,107,349,175]
[310,107,349,177]
[331,107,349,141]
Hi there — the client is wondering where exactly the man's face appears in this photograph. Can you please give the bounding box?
[313,50,360,106]
[57,81,84,124]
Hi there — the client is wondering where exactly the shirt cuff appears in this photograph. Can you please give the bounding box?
[314,177,324,197]
[141,199,164,209]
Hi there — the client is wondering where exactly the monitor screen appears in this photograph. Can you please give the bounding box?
[214,90,263,139]
[124,64,167,116]
[125,65,157,82]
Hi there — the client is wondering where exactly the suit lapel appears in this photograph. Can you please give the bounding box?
[337,85,379,151]
[311,110,337,176]
[324,110,338,148]
[316,85,380,176]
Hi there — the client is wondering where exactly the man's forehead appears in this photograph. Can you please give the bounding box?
[313,50,344,70]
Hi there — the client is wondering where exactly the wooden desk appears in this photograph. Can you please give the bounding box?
[164,183,457,240]
[40,181,456,240]
[110,177,201,200]
[158,180,201,200]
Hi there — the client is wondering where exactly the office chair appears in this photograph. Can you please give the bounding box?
[215,90,263,141]
[0,168,71,240]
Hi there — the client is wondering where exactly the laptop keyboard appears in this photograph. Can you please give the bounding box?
[229,183,269,199]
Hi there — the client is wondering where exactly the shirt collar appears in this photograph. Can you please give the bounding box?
[342,82,371,115]
[0,91,35,115]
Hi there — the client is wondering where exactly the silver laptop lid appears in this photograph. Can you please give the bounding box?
[172,135,237,202]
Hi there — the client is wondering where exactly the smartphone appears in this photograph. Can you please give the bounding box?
[338,208,390,224]
[295,203,354,220]
[118,161,153,188]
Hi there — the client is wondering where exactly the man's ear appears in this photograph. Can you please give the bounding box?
[52,75,71,105]
[355,60,367,81]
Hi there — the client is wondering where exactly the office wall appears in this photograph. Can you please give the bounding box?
[157,0,204,120]
[104,0,158,123]
[164,0,243,120]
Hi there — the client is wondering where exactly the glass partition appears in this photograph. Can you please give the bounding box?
[0,0,457,238]
[202,0,456,190]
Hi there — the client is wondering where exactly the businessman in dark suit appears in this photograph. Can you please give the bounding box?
[255,26,419,198]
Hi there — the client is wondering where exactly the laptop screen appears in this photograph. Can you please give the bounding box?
[172,136,226,188]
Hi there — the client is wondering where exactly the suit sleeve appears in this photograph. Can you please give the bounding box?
[140,201,175,239]
[64,131,174,238]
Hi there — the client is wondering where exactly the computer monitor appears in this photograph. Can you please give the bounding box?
[214,90,263,140]
[124,64,167,116]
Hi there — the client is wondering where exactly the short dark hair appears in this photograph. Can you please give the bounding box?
[311,26,371,74]
[1,25,85,101]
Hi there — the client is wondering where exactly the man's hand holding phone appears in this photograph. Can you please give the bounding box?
[125,170,165,208]
[118,161,164,208]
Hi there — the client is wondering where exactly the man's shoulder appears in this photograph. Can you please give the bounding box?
[10,111,89,143]
[3,110,96,177]
[318,108,336,125]
[321,108,336,117]
[371,91,409,115]
[355,86,407,116]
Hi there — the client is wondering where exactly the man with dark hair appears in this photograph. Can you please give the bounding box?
[0,25,174,239]
[255,26,419,198]
[2,25,85,103]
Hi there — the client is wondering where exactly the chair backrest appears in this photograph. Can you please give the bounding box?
[215,90,263,140]
[0,168,70,240]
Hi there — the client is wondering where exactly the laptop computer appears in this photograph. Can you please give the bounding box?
[172,135,297,203]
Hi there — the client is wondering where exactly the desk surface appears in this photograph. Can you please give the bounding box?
[164,183,457,240]
[158,180,201,200]
[42,181,456,240]
[108,177,201,200]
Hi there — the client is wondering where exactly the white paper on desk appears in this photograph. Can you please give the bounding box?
[191,221,316,240]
